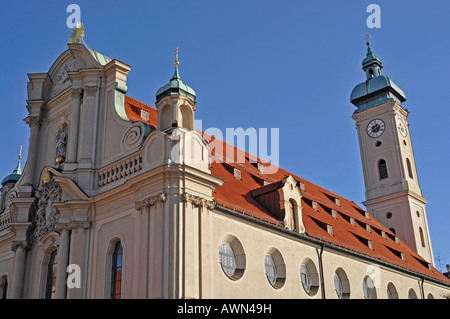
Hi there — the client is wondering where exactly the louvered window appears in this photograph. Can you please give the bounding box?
[378,159,388,180]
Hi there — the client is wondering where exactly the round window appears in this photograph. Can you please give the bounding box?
[264,255,277,286]
[219,243,236,278]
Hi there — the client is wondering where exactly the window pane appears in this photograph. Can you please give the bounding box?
[363,276,374,299]
[45,250,58,299]
[334,272,343,299]
[1,276,7,299]
[111,242,123,299]
[265,255,277,286]
[300,265,311,293]
[219,244,236,278]
[387,286,393,299]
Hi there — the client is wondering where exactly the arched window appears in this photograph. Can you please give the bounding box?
[406,158,414,179]
[45,250,58,299]
[160,104,172,130]
[289,199,298,231]
[179,104,192,130]
[419,227,426,248]
[362,275,377,299]
[0,275,8,299]
[408,288,418,299]
[110,241,123,299]
[378,159,388,180]
[386,282,399,299]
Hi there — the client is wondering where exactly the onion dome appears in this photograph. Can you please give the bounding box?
[156,55,196,103]
[351,41,406,113]
[1,146,23,187]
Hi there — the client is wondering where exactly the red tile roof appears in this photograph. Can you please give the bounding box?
[124,95,157,127]
[125,96,450,286]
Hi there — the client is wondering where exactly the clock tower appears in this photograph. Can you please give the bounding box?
[350,41,434,265]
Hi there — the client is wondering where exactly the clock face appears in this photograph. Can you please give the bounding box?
[397,118,407,137]
[367,119,385,138]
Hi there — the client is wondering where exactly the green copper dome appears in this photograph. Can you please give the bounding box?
[351,42,406,113]
[156,65,196,103]
[1,149,23,187]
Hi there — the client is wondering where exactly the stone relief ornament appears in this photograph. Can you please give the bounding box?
[50,59,76,98]
[55,124,68,166]
[34,169,62,238]
[121,123,148,152]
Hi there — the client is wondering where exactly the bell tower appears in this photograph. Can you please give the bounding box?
[155,47,197,133]
[351,41,434,264]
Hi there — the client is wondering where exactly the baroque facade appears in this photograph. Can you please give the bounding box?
[0,41,449,299]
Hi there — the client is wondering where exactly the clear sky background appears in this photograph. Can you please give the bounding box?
[0,1,449,271]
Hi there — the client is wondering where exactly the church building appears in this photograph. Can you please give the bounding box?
[0,30,449,299]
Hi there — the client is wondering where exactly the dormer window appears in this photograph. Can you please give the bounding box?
[258,163,264,174]
[331,210,337,219]
[234,168,241,180]
[327,225,334,236]
[140,109,149,121]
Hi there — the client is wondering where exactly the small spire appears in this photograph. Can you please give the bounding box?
[172,46,182,81]
[361,35,382,79]
[366,40,372,53]
[12,145,22,175]
[174,46,181,67]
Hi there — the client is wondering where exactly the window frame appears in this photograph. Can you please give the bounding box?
[45,249,58,299]
[378,159,388,180]
[0,275,8,299]
[300,258,319,296]
[264,248,286,289]
[219,243,237,279]
[110,241,123,299]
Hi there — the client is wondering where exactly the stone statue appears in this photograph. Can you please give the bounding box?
[55,124,68,166]
[34,170,62,237]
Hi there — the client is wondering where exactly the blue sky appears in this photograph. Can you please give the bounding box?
[1,1,449,271]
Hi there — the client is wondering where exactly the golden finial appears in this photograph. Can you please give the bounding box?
[18,145,22,161]
[68,23,85,44]
[174,46,181,67]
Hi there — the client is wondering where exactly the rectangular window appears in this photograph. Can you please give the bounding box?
[378,160,388,180]
[111,242,123,299]
[140,109,149,121]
